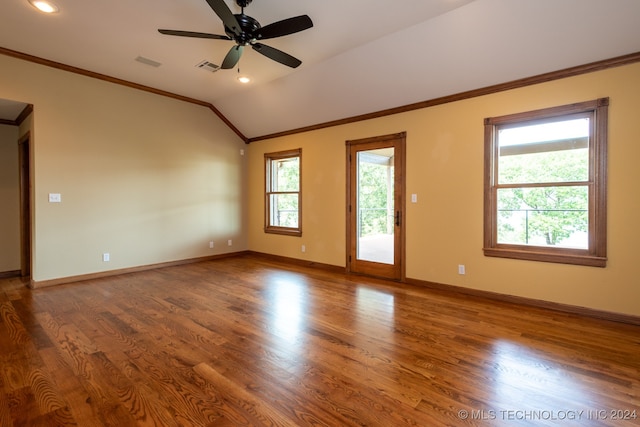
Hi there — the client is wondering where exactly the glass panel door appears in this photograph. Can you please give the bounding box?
[347,132,405,281]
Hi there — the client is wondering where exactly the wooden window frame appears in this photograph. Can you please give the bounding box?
[264,148,302,237]
[483,98,608,267]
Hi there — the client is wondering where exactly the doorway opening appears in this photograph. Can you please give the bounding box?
[18,132,32,278]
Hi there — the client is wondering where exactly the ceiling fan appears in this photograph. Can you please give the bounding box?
[158,0,313,69]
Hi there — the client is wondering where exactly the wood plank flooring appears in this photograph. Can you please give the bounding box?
[1,254,639,426]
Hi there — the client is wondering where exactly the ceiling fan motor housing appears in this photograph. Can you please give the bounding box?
[225,14,260,44]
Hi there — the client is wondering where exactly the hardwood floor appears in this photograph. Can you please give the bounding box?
[1,254,639,426]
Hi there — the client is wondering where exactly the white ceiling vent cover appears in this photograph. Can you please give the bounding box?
[195,60,220,73]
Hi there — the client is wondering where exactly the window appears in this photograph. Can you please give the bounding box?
[484,98,608,267]
[265,149,302,236]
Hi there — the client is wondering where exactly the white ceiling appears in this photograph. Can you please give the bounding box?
[1,0,640,138]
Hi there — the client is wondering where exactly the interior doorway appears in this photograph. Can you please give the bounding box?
[18,133,31,277]
[346,132,406,280]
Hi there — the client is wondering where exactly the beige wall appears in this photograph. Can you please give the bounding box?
[247,62,640,317]
[0,54,247,282]
[2,51,638,317]
[0,124,20,272]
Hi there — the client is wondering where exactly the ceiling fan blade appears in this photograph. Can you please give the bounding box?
[252,43,302,68]
[221,45,244,69]
[254,15,313,40]
[205,0,241,36]
[158,29,231,40]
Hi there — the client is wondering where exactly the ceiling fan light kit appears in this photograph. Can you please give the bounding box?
[158,0,313,70]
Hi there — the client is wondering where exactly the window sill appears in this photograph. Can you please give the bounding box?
[483,247,606,267]
[265,227,302,237]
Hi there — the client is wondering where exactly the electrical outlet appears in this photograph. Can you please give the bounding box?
[227,239,232,246]
[209,241,214,248]
[301,245,306,253]
[458,264,466,275]
[103,253,110,262]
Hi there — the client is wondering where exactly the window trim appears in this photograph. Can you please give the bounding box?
[483,98,608,267]
[264,148,302,236]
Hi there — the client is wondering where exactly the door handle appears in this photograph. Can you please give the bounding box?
[395,210,401,226]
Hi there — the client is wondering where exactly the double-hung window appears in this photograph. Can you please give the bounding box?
[483,98,608,267]
[265,149,302,236]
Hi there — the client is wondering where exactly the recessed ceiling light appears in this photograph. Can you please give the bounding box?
[237,76,251,84]
[29,0,59,13]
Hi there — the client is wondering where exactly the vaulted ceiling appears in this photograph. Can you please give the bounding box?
[1,0,640,139]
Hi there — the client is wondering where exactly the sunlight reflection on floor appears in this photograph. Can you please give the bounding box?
[356,287,395,322]
[270,278,307,343]
[490,340,592,415]
[355,287,396,350]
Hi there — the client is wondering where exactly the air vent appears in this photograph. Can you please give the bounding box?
[195,60,220,73]
[135,56,162,68]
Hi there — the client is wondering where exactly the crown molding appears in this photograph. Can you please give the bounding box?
[0,46,248,142]
[247,51,640,143]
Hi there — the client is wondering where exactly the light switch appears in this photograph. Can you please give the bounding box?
[49,193,61,203]
[411,194,418,203]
